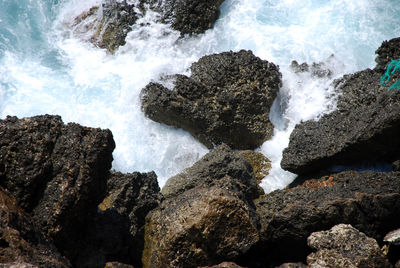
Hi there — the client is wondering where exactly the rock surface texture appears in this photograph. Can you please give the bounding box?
[281,37,400,175]
[307,224,391,268]
[0,115,115,263]
[0,189,71,267]
[143,145,262,268]
[242,170,400,267]
[141,50,281,149]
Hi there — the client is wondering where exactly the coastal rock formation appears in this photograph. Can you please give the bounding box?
[375,37,400,73]
[161,144,262,200]
[281,37,400,175]
[73,0,225,53]
[0,115,115,261]
[242,170,400,267]
[237,150,271,184]
[141,50,281,149]
[307,224,391,267]
[0,189,71,267]
[142,175,260,268]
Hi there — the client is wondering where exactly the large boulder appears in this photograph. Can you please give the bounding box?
[141,50,281,149]
[142,175,260,268]
[161,144,262,200]
[307,224,391,268]
[0,115,115,261]
[74,171,162,268]
[241,170,400,267]
[0,189,71,267]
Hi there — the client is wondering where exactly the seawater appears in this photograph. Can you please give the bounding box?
[1,0,399,192]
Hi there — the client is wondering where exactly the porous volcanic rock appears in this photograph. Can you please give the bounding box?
[375,37,400,73]
[0,189,71,267]
[307,224,391,268]
[141,50,281,149]
[241,170,400,267]
[142,175,260,268]
[237,150,271,184]
[0,115,115,261]
[161,144,262,200]
[71,171,162,268]
[199,262,246,268]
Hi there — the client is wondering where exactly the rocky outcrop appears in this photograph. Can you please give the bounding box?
[0,189,71,267]
[241,170,400,267]
[143,145,262,268]
[375,37,400,73]
[161,144,262,200]
[0,115,115,262]
[199,262,246,268]
[73,0,225,53]
[307,224,391,267]
[237,150,271,184]
[73,171,162,268]
[141,50,281,149]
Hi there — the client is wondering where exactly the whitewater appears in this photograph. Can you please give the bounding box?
[1,0,399,192]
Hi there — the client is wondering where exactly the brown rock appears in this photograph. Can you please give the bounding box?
[237,150,271,184]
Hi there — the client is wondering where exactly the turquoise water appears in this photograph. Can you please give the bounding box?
[1,0,399,191]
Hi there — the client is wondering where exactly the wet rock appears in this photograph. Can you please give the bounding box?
[142,175,260,268]
[74,171,162,268]
[0,189,71,267]
[242,170,400,267]
[237,150,271,184]
[105,262,135,268]
[385,229,400,245]
[393,160,400,172]
[375,37,400,73]
[161,144,262,200]
[290,59,333,78]
[384,228,400,266]
[0,115,115,261]
[281,88,400,175]
[275,263,307,268]
[141,50,281,149]
[307,224,391,268]
[199,262,246,268]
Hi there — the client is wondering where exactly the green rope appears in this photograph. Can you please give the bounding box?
[381,59,400,90]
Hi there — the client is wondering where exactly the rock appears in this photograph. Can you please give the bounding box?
[237,150,271,184]
[73,171,162,268]
[142,175,260,268]
[161,144,262,200]
[0,189,71,267]
[307,224,391,268]
[290,59,333,78]
[105,262,135,268]
[241,170,400,267]
[375,37,400,73]
[0,115,115,261]
[199,262,246,268]
[281,88,400,175]
[275,263,307,268]
[393,160,400,172]
[141,50,281,149]
[384,228,400,266]
[384,229,400,245]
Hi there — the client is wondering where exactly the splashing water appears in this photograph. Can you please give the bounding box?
[1,0,399,191]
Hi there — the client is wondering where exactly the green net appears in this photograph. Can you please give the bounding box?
[381,59,400,90]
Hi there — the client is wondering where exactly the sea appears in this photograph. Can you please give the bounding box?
[1,0,399,192]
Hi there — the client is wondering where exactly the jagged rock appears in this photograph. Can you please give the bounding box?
[73,171,162,268]
[307,224,391,268]
[0,189,71,267]
[393,160,400,172]
[0,115,115,262]
[375,37,400,73]
[142,175,260,268]
[105,262,135,268]
[385,229,400,245]
[199,262,246,268]
[281,87,400,175]
[384,228,400,266]
[161,144,262,200]
[237,150,271,184]
[141,50,281,149]
[241,170,400,267]
[290,59,333,78]
[275,263,307,268]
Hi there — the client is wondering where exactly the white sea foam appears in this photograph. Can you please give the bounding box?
[1,0,399,190]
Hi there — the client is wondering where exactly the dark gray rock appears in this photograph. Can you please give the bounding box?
[375,37,400,73]
[0,115,115,263]
[141,50,281,149]
[142,175,260,268]
[241,170,400,267]
[73,171,162,268]
[161,144,262,200]
[307,224,391,268]
[199,262,247,268]
[0,189,71,267]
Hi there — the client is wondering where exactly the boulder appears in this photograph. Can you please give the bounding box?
[141,50,281,149]
[241,170,400,267]
[384,228,400,266]
[199,262,246,268]
[375,37,400,73]
[142,175,260,268]
[307,224,391,268]
[0,189,71,267]
[72,171,162,268]
[275,263,307,268]
[0,115,115,261]
[237,150,271,184]
[105,262,135,268]
[161,144,262,200]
